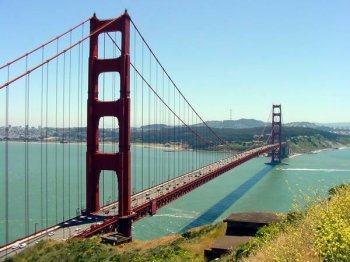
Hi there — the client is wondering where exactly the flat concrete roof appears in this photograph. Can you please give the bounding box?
[224,212,281,224]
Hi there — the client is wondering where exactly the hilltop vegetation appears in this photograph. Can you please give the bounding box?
[133,125,350,152]
[6,223,227,262]
[287,133,350,153]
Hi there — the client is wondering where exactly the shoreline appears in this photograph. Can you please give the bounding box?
[2,140,350,155]
[288,145,350,159]
[288,153,303,158]
[0,140,189,151]
[309,146,350,154]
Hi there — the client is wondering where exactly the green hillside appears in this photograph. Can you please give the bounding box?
[132,126,350,152]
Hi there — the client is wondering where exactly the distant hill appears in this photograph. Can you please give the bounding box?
[285,122,332,132]
[285,122,321,129]
[140,124,169,131]
[321,122,350,129]
[139,121,350,131]
[199,119,266,129]
[139,119,266,130]
[285,122,350,131]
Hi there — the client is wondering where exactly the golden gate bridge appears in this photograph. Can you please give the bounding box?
[0,11,287,257]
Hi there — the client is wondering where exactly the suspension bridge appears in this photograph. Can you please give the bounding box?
[0,11,288,257]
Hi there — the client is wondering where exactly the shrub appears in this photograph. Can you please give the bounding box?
[238,185,350,262]
[328,183,350,197]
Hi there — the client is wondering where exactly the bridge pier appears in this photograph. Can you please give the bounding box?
[117,217,133,238]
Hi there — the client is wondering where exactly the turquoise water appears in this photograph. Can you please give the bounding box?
[0,141,228,245]
[1,142,350,245]
[132,149,350,240]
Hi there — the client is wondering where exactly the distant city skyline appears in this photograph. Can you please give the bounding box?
[0,0,349,124]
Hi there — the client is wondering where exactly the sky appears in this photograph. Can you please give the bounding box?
[0,0,349,123]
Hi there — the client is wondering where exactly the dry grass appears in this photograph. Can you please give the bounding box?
[179,222,227,260]
[115,234,180,252]
[10,222,228,262]
[241,220,317,262]
[110,222,226,260]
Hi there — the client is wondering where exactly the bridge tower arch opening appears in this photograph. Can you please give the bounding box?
[86,11,133,238]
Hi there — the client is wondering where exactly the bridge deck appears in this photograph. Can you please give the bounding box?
[0,144,280,258]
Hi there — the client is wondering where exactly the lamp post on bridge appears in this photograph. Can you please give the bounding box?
[34,222,38,234]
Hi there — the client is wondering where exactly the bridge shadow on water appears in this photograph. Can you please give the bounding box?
[180,165,273,233]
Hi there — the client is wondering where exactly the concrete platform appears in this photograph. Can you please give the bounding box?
[101,233,131,245]
[204,212,282,260]
[205,235,252,260]
[224,212,281,236]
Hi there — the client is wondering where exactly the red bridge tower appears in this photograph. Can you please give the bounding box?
[86,11,133,238]
[271,104,282,164]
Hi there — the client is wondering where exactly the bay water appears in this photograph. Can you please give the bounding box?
[1,142,350,245]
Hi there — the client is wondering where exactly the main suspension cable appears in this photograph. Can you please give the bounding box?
[130,18,227,146]
[105,31,221,148]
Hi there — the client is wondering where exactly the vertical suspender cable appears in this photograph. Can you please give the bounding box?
[76,29,83,215]
[102,33,106,206]
[184,99,187,172]
[196,112,198,168]
[5,65,9,254]
[177,87,180,177]
[161,70,165,183]
[112,32,116,200]
[192,110,195,169]
[68,31,72,218]
[25,55,30,241]
[62,51,66,226]
[173,82,175,180]
[155,63,158,186]
[45,62,49,233]
[24,56,27,239]
[191,106,193,170]
[153,64,156,186]
[182,97,185,173]
[40,47,45,228]
[76,34,81,213]
[148,52,151,188]
[141,41,144,191]
[168,78,171,181]
[55,39,59,224]
[114,31,117,200]
[178,95,181,174]
[40,47,44,230]
[132,28,137,194]
[80,24,85,211]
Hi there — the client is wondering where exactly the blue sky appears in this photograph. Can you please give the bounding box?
[1,0,349,123]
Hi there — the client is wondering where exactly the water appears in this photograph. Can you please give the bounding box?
[1,143,350,245]
[0,141,228,245]
[132,148,350,240]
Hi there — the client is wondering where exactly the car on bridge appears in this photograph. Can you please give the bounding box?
[19,243,27,248]
[12,243,20,249]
